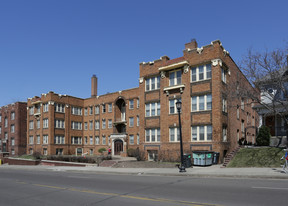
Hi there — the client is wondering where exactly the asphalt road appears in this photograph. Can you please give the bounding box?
[0,168,287,206]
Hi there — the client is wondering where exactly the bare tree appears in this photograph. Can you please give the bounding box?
[239,44,288,147]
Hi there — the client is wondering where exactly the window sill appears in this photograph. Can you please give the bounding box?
[192,140,212,142]
[190,78,211,84]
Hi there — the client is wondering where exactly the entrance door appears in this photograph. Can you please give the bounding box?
[114,139,123,155]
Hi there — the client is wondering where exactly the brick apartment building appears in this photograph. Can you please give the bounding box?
[0,102,27,156]
[27,39,258,162]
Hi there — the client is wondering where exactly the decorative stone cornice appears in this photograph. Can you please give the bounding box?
[158,61,189,72]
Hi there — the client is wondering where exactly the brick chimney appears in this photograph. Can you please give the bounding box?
[185,39,198,50]
[91,75,98,97]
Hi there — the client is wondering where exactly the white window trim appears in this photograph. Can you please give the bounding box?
[191,94,212,112]
[129,117,134,127]
[145,76,160,91]
[102,119,106,129]
[145,102,160,117]
[221,68,227,83]
[43,119,49,129]
[145,128,160,143]
[169,127,179,142]
[108,119,112,128]
[108,103,112,113]
[169,99,181,114]
[191,64,212,82]
[169,69,182,86]
[129,135,134,145]
[191,125,213,142]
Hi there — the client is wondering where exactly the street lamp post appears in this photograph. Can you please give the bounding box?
[176,100,186,173]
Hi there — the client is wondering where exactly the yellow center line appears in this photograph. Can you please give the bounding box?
[17,181,222,206]
[32,184,66,190]
[16,181,27,184]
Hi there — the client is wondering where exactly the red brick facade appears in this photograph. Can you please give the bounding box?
[26,40,258,163]
[0,102,27,156]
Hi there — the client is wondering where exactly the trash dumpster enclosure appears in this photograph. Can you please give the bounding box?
[192,151,214,166]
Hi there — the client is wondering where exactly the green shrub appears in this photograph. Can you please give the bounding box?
[98,148,106,154]
[256,126,271,146]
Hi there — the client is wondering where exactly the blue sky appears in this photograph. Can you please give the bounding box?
[0,0,287,106]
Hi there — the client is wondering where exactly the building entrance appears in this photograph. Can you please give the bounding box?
[114,139,123,155]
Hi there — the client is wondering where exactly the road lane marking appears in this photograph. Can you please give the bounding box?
[16,181,27,184]
[17,181,222,206]
[252,186,288,190]
[32,184,66,190]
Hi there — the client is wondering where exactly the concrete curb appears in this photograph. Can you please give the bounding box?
[1,164,288,179]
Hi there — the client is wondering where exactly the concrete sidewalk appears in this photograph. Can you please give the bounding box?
[1,164,288,179]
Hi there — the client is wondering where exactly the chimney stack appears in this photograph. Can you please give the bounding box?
[91,75,98,97]
[185,38,198,50]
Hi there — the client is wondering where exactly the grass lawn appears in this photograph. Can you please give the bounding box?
[227,147,286,168]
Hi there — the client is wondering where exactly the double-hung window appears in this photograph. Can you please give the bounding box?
[71,121,82,130]
[169,99,181,114]
[43,103,49,112]
[4,117,8,127]
[29,107,34,115]
[11,112,15,120]
[36,136,40,144]
[129,117,134,127]
[29,121,34,130]
[89,121,93,130]
[11,124,15,133]
[102,135,106,145]
[169,70,182,86]
[29,135,34,144]
[222,126,227,142]
[108,103,112,112]
[145,128,160,142]
[191,64,212,82]
[55,119,65,129]
[72,107,82,115]
[191,125,212,141]
[43,119,49,128]
[102,119,106,129]
[108,119,112,128]
[146,76,160,91]
[95,105,100,114]
[129,135,134,145]
[129,100,134,109]
[43,135,49,144]
[55,103,65,113]
[71,136,82,144]
[221,68,227,83]
[95,136,100,145]
[222,97,227,113]
[95,121,100,130]
[191,94,212,112]
[169,127,180,142]
[145,102,160,117]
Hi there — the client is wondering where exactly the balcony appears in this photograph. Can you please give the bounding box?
[114,118,127,125]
